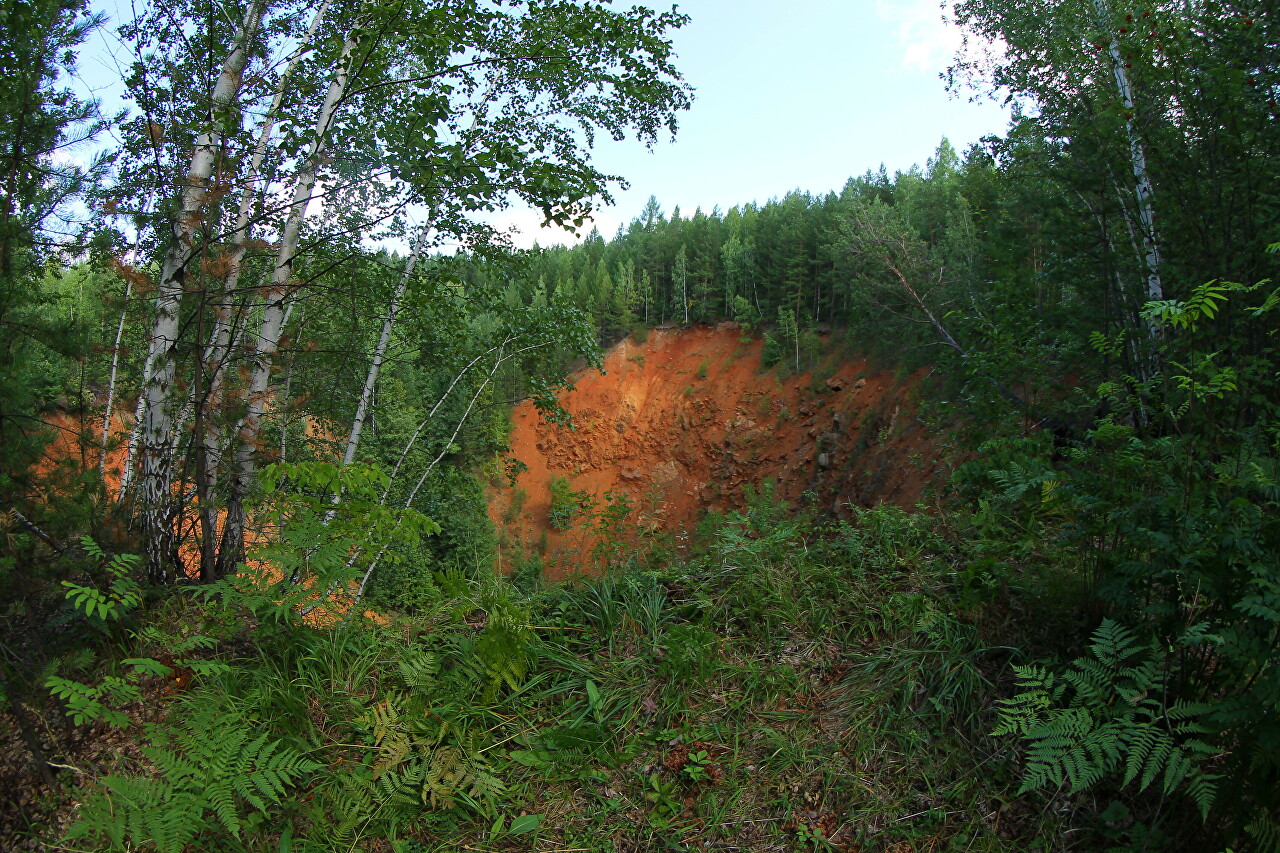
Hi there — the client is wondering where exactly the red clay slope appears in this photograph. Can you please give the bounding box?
[489,324,945,579]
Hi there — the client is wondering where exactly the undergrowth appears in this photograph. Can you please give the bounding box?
[36,498,1109,853]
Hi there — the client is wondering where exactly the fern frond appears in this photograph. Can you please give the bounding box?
[1123,726,1167,787]
[373,729,412,780]
[999,620,1219,818]
[426,745,466,808]
[1245,811,1280,850]
[70,708,318,849]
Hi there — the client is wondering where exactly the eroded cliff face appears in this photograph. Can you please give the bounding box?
[489,324,944,579]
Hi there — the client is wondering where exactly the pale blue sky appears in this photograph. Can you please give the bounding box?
[498,0,1010,243]
[76,0,1010,248]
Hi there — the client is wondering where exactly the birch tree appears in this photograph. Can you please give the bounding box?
[949,0,1167,342]
[131,0,266,580]
[110,0,691,582]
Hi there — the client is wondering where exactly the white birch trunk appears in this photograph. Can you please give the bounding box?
[348,339,552,608]
[338,75,500,470]
[342,227,428,466]
[1093,0,1163,308]
[137,0,266,581]
[193,0,330,561]
[219,25,362,575]
[117,346,152,499]
[352,348,509,608]
[100,278,132,479]
[205,0,329,407]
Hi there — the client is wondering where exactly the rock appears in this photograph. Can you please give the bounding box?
[824,376,846,391]
[854,377,867,389]
[817,453,832,469]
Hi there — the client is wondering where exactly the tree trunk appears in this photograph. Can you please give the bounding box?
[338,75,500,477]
[342,227,428,466]
[193,0,330,579]
[205,0,329,410]
[353,345,516,609]
[219,24,362,577]
[1093,0,1162,307]
[137,0,266,583]
[99,278,131,479]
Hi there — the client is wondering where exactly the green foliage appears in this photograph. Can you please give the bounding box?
[44,673,136,728]
[361,693,506,813]
[547,475,583,531]
[503,487,527,524]
[995,620,1218,817]
[44,540,226,728]
[956,272,1280,843]
[760,332,781,367]
[247,461,440,618]
[61,536,142,622]
[1141,280,1240,332]
[68,706,320,852]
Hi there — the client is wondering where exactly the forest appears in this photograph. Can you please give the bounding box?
[0,0,1277,850]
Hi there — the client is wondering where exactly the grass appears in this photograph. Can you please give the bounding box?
[45,502,1093,852]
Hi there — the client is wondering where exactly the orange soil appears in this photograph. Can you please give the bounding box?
[32,410,129,495]
[489,324,945,580]
[29,408,380,624]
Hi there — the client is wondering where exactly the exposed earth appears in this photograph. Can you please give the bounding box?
[489,324,945,579]
[31,326,946,585]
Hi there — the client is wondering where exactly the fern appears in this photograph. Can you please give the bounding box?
[396,644,440,691]
[987,460,1056,503]
[1245,812,1280,853]
[66,706,319,850]
[356,688,506,817]
[424,735,505,809]
[996,620,1219,818]
[472,581,533,697]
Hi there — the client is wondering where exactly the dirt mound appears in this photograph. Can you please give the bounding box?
[489,324,945,579]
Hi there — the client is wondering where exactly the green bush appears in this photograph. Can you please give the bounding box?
[760,332,780,367]
[548,476,577,531]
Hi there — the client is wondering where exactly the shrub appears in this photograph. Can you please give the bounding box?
[761,333,781,367]
[548,476,577,531]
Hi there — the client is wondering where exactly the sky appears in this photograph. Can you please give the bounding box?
[492,0,1012,247]
[76,0,1011,250]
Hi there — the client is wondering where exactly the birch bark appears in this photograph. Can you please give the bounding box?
[341,226,428,467]
[99,278,131,478]
[1092,0,1163,308]
[137,0,266,581]
[339,74,502,469]
[218,23,363,576]
[194,0,330,576]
